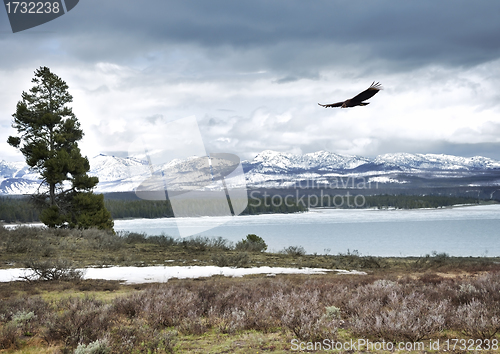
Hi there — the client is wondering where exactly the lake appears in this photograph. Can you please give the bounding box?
[114,204,500,257]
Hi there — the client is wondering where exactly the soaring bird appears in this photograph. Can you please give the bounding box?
[318,82,383,108]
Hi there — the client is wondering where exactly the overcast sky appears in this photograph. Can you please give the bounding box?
[1,0,500,162]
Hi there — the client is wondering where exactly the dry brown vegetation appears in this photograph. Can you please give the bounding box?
[1,224,500,352]
[0,272,499,352]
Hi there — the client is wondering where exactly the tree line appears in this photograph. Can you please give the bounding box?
[104,196,308,219]
[0,196,308,223]
[363,194,480,209]
[0,197,41,223]
[1,193,486,223]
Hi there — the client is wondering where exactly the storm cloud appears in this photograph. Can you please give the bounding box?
[1,0,500,161]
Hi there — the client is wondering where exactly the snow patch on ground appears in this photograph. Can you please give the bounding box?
[368,176,408,184]
[0,266,366,284]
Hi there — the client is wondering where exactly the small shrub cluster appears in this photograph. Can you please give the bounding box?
[74,338,111,354]
[212,252,250,267]
[280,245,306,256]
[21,258,84,282]
[181,236,233,252]
[235,234,268,252]
[330,249,385,269]
[1,227,273,266]
[42,297,114,347]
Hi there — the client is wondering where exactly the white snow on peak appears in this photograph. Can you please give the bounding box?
[374,152,500,170]
[249,150,369,171]
[1,150,499,194]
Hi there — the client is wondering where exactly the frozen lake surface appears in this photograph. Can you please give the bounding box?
[114,204,500,257]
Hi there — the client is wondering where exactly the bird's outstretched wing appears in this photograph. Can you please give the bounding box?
[318,101,344,108]
[350,82,383,103]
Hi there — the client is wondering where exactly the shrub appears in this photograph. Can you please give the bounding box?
[209,236,233,250]
[11,310,36,336]
[324,306,342,321]
[81,228,123,251]
[455,299,500,339]
[351,291,448,342]
[212,252,249,267]
[121,231,147,244]
[281,245,306,256]
[109,325,177,354]
[235,234,267,252]
[74,338,111,354]
[43,297,114,347]
[128,286,201,329]
[218,308,247,334]
[0,322,18,349]
[112,293,143,319]
[277,291,339,341]
[0,296,50,329]
[21,258,84,282]
[182,236,232,252]
[148,235,177,248]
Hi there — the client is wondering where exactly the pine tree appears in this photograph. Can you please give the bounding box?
[7,66,114,231]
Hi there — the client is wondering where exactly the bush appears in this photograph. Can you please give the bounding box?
[455,299,500,339]
[182,236,232,252]
[74,338,111,354]
[235,234,267,252]
[351,291,448,342]
[43,297,114,347]
[121,231,147,244]
[4,226,41,254]
[81,228,123,251]
[11,310,36,336]
[148,234,177,248]
[0,322,18,349]
[218,308,247,334]
[212,252,250,267]
[109,326,177,354]
[281,245,306,256]
[21,258,84,282]
[0,296,50,329]
[276,291,339,341]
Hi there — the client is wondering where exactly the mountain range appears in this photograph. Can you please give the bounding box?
[1,150,500,195]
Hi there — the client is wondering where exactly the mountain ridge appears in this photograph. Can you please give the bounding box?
[1,150,499,195]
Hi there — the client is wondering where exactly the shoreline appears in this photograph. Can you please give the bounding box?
[3,202,497,228]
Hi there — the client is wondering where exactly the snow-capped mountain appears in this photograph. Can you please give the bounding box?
[373,153,500,171]
[248,150,500,173]
[241,150,500,189]
[1,150,499,195]
[246,150,370,173]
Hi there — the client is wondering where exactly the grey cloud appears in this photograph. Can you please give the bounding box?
[86,85,110,95]
[146,114,164,124]
[3,1,500,72]
[374,139,500,161]
[2,0,500,162]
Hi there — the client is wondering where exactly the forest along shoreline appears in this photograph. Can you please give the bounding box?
[0,193,492,224]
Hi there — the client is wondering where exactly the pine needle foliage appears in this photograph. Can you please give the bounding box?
[7,67,113,231]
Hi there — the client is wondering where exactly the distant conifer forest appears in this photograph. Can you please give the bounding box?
[0,194,485,224]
